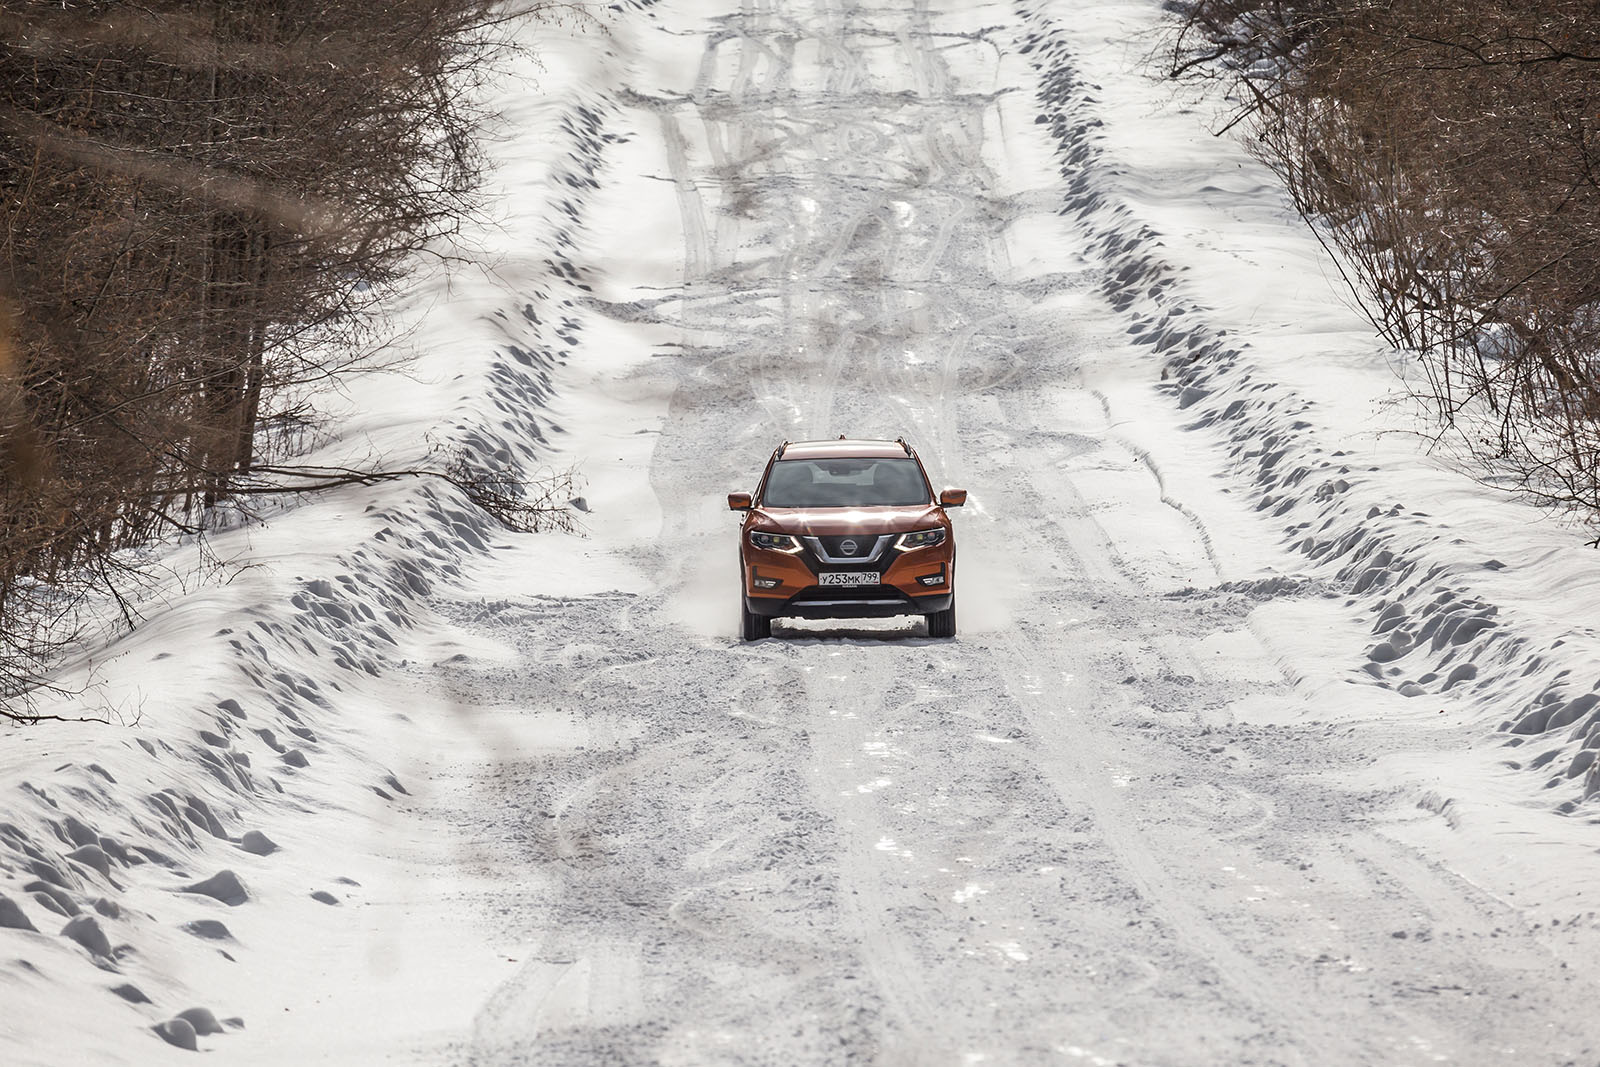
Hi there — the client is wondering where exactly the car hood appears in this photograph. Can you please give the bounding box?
[752,504,943,536]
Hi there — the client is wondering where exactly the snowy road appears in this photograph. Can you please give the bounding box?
[13,0,1600,1062]
[428,1,1600,1063]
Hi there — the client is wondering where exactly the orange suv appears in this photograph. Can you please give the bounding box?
[729,438,966,640]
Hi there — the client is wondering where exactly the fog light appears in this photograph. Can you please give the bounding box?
[917,573,945,587]
[753,573,780,589]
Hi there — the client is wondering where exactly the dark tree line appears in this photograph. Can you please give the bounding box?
[0,0,569,707]
[1165,0,1600,529]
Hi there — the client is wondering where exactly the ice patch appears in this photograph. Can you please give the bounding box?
[991,941,1029,962]
[874,837,913,859]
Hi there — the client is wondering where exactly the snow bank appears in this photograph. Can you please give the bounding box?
[0,6,650,1059]
[1016,0,1600,881]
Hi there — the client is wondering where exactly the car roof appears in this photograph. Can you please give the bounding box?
[779,439,913,461]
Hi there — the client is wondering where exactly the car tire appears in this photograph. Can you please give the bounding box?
[740,595,772,641]
[926,593,956,639]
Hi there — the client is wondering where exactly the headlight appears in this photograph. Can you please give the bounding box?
[895,528,946,551]
[749,530,802,552]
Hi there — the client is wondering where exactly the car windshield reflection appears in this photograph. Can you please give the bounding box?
[762,458,931,508]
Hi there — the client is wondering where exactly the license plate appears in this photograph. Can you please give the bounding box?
[819,571,879,587]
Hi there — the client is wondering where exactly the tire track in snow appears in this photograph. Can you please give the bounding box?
[448,0,1600,1063]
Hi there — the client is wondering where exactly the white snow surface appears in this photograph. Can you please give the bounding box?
[8,0,1600,1063]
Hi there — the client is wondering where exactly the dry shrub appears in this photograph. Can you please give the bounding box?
[1165,1,1600,529]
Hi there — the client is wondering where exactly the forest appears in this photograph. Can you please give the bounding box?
[0,0,560,706]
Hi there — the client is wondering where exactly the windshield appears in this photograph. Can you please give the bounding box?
[761,457,931,508]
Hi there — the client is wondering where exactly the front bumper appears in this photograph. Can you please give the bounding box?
[745,587,953,620]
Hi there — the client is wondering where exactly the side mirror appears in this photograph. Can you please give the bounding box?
[728,492,753,511]
[939,488,967,508]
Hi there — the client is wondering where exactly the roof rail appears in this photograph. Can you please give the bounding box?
[895,436,913,455]
[777,440,790,458]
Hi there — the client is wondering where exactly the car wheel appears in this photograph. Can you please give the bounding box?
[741,597,772,641]
[739,557,772,641]
[926,593,956,638]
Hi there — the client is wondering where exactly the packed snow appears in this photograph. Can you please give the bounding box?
[7,0,1600,1063]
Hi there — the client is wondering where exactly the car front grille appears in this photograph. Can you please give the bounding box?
[803,534,892,564]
